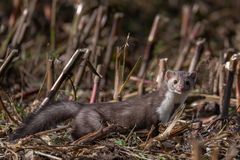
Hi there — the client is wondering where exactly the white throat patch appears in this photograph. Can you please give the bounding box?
[156,91,187,123]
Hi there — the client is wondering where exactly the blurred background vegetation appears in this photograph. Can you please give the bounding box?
[0,0,240,101]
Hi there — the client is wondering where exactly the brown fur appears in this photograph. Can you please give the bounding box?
[9,70,196,141]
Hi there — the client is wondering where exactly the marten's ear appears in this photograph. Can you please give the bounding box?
[189,71,197,83]
[165,70,175,81]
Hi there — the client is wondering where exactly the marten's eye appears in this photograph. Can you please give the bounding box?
[185,80,190,86]
[173,80,178,84]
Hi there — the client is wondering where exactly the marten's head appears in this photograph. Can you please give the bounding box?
[165,70,197,94]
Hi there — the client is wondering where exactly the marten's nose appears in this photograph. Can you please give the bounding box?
[176,82,185,92]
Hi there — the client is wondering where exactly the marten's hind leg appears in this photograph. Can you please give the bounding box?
[71,108,103,140]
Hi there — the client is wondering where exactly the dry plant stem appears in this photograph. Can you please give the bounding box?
[74,50,90,88]
[101,13,123,86]
[8,0,21,27]
[65,3,83,62]
[122,34,130,81]
[11,9,28,47]
[181,5,191,39]
[19,125,70,146]
[118,57,142,96]
[130,76,155,84]
[211,147,219,160]
[34,124,70,138]
[93,46,102,67]
[0,96,18,125]
[221,53,238,118]
[46,58,54,93]
[219,52,225,107]
[68,76,77,101]
[80,9,98,43]
[188,39,205,72]
[113,48,122,101]
[0,49,18,78]
[1,0,36,57]
[72,124,125,145]
[225,144,238,160]
[91,6,103,59]
[34,151,62,160]
[190,93,237,105]
[236,62,240,112]
[13,88,39,100]
[191,139,202,160]
[219,49,236,104]
[145,125,156,142]
[40,49,85,108]
[156,58,168,88]
[189,22,203,41]
[174,42,191,70]
[138,15,160,78]
[137,74,145,96]
[213,63,220,94]
[6,149,18,160]
[50,0,57,50]
[174,22,203,70]
[90,65,102,103]
[0,25,17,58]
[179,5,192,53]
[12,0,37,47]
[143,104,186,150]
[222,82,233,118]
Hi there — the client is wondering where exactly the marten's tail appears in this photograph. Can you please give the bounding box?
[9,101,82,140]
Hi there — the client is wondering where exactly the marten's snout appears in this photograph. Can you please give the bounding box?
[176,83,184,93]
[174,79,191,93]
